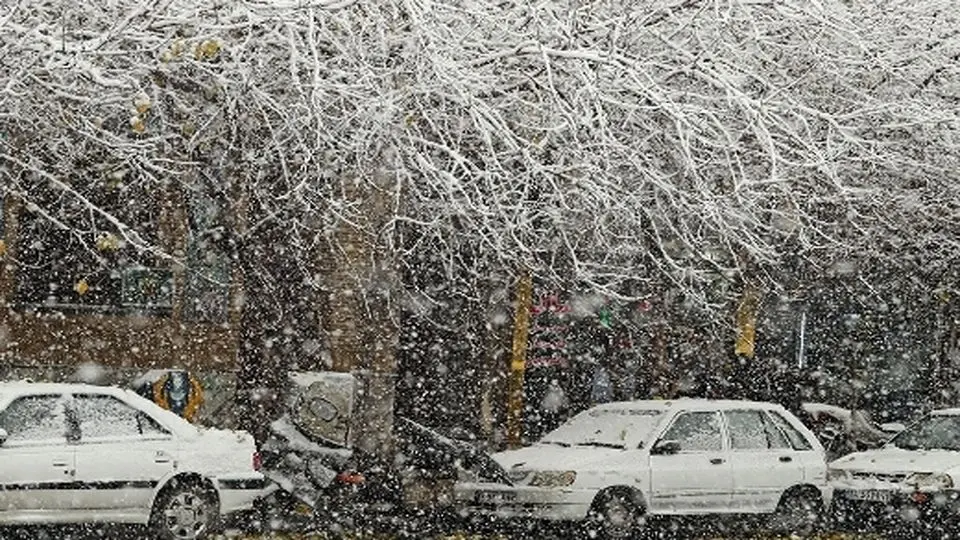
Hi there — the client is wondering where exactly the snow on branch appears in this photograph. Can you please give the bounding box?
[0,0,957,313]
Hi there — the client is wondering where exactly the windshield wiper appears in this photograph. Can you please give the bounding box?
[577,442,624,449]
[541,441,571,447]
[892,441,921,451]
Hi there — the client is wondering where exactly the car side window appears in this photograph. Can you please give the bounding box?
[73,394,170,440]
[660,411,723,452]
[725,409,790,450]
[766,410,813,451]
[0,394,68,443]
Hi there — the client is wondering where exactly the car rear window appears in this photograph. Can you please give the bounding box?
[766,410,813,451]
[725,409,791,450]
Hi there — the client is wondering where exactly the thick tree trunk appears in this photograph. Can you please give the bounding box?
[320,155,401,460]
[320,177,368,375]
[0,195,19,357]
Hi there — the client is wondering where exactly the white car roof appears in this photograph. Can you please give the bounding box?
[0,380,197,437]
[595,398,786,410]
[932,409,960,416]
[0,381,129,395]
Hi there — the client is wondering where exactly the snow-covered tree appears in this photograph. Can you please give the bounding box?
[2,0,959,453]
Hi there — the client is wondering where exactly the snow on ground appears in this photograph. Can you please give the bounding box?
[213,533,880,539]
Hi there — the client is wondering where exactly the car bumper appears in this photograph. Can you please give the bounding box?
[455,482,597,521]
[216,474,276,514]
[832,488,960,530]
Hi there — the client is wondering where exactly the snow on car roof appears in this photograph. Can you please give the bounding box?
[0,380,197,437]
[594,398,785,411]
[802,402,852,421]
[0,380,129,396]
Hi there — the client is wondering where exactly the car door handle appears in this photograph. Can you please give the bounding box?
[155,451,171,464]
[52,460,70,467]
[710,458,725,465]
[779,456,793,463]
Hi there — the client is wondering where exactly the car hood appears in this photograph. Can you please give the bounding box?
[178,426,259,475]
[196,425,257,446]
[493,444,628,473]
[831,447,960,475]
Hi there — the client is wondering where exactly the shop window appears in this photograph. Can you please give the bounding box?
[182,189,230,324]
[15,174,170,315]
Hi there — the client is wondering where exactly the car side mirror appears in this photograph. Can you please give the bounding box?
[0,428,8,445]
[651,440,681,456]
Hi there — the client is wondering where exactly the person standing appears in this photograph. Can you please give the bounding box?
[540,379,569,433]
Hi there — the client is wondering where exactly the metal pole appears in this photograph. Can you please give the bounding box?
[797,311,807,369]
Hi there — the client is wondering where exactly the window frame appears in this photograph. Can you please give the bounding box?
[656,410,726,454]
[765,410,814,451]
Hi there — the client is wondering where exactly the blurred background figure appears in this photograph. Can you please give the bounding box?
[540,379,569,433]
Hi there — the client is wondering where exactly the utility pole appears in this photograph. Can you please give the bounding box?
[506,269,533,449]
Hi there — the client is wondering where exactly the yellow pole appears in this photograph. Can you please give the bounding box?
[734,284,759,359]
[506,269,533,449]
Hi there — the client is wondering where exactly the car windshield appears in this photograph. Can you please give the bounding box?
[889,414,960,451]
[540,407,663,449]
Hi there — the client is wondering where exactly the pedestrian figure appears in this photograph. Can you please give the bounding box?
[540,379,569,433]
[591,364,614,404]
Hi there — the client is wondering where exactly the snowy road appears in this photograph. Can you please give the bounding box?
[213,534,884,540]
[0,527,887,540]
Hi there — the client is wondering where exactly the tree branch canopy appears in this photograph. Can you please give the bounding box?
[1,0,957,314]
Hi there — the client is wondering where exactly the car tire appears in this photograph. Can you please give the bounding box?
[586,489,646,540]
[150,478,221,540]
[770,487,823,536]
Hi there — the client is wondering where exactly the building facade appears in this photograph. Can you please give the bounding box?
[0,191,241,426]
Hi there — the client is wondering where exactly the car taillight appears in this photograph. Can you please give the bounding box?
[335,471,365,485]
[252,451,262,471]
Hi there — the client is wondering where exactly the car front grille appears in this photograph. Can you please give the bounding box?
[851,472,907,483]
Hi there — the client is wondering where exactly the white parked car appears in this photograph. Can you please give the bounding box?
[0,382,268,540]
[829,408,960,531]
[457,399,831,538]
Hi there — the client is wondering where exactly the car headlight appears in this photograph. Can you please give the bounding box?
[905,472,954,490]
[529,470,577,488]
[827,469,850,482]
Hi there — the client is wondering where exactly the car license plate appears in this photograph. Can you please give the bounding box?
[475,490,517,504]
[845,490,893,503]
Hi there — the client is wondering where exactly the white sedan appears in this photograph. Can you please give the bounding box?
[829,408,960,531]
[457,399,831,538]
[0,381,268,540]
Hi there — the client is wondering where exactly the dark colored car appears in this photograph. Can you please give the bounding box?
[254,415,510,535]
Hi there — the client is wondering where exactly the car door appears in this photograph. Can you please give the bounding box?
[0,393,76,513]
[765,409,823,485]
[723,409,803,512]
[649,410,733,514]
[70,393,177,512]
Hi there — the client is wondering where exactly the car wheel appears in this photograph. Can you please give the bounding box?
[586,489,646,540]
[150,479,220,540]
[770,488,823,536]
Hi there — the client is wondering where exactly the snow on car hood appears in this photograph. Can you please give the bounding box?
[831,447,960,475]
[177,425,259,474]
[493,443,626,473]
[196,425,257,447]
